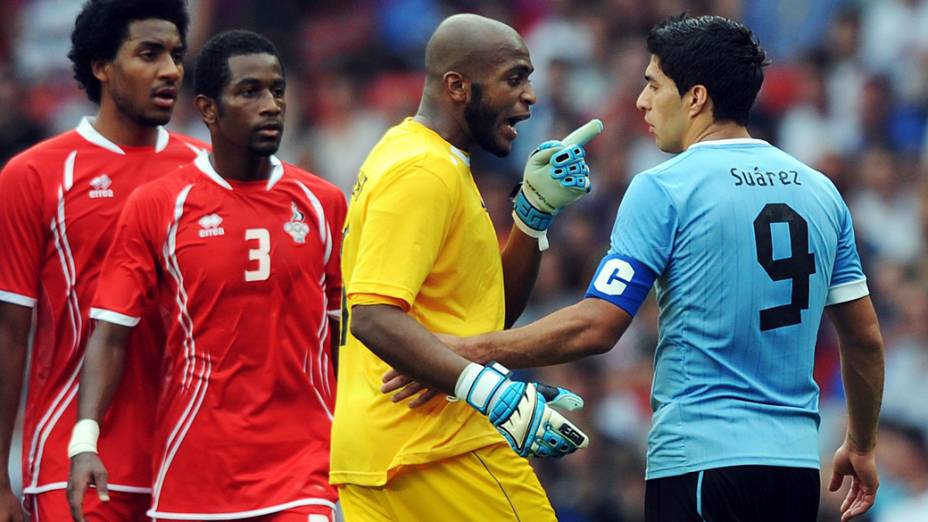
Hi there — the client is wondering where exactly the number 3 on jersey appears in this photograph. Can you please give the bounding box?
[245,228,270,282]
[753,203,816,331]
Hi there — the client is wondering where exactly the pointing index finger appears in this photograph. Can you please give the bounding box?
[561,119,604,147]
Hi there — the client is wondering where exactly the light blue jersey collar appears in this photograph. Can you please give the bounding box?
[688,138,770,150]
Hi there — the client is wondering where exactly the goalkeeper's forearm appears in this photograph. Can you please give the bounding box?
[351,304,470,394]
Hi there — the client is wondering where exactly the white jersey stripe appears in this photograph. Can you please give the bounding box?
[293,181,332,265]
[294,179,336,408]
[152,360,211,511]
[63,150,76,191]
[147,497,335,520]
[152,185,212,509]
[0,290,37,307]
[29,174,84,487]
[161,185,197,388]
[54,183,83,355]
[28,373,79,489]
[89,307,141,327]
[826,278,869,306]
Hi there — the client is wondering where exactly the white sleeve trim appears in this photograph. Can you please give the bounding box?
[826,279,869,306]
[326,309,340,320]
[89,307,140,327]
[0,290,36,307]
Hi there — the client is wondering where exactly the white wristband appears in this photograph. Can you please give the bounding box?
[68,419,100,458]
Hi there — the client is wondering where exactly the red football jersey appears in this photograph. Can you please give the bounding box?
[0,117,204,495]
[91,153,344,518]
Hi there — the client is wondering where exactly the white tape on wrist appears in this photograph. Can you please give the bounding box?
[68,419,100,458]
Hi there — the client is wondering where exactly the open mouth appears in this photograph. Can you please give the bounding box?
[502,113,530,140]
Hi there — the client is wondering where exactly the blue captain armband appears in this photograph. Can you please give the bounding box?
[584,254,656,316]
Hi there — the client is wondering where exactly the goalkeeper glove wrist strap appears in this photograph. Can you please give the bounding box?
[455,361,511,414]
[68,418,100,458]
[512,189,552,251]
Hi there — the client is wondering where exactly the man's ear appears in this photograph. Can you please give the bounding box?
[91,59,110,84]
[443,71,470,104]
[195,94,218,126]
[687,84,710,119]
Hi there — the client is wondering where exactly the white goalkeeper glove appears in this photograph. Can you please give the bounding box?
[513,119,604,251]
[455,361,589,458]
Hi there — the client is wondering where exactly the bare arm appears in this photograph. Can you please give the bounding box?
[500,225,542,328]
[827,296,884,452]
[0,303,31,522]
[350,304,470,394]
[459,298,632,368]
[825,295,884,521]
[67,320,132,521]
[76,321,132,422]
[382,297,632,406]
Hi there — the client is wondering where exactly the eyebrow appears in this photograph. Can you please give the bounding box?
[233,77,286,88]
[644,73,656,83]
[136,40,185,52]
[507,64,534,75]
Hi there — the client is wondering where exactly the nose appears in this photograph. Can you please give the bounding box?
[635,87,649,112]
[522,83,537,107]
[159,54,182,83]
[259,89,283,115]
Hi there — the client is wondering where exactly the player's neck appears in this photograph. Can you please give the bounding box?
[93,101,160,148]
[209,145,272,182]
[685,120,750,149]
[413,100,472,152]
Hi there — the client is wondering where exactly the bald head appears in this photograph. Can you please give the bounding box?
[424,14,527,82]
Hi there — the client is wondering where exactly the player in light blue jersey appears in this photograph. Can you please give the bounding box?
[383,13,885,522]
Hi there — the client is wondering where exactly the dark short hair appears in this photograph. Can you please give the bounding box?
[194,30,283,100]
[647,14,768,126]
[68,0,190,104]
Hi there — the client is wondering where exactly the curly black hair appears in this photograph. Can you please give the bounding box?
[194,30,283,100]
[68,0,189,103]
[647,14,769,126]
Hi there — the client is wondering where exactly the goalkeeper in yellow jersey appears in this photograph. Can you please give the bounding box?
[330,13,602,522]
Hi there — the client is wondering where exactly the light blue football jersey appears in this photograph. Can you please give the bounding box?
[586,138,868,479]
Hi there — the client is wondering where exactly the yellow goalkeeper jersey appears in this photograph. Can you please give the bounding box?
[330,118,506,486]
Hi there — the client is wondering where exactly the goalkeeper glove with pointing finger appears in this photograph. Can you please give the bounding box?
[455,361,589,458]
[514,118,604,251]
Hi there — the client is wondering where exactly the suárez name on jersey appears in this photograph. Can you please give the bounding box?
[730,167,801,187]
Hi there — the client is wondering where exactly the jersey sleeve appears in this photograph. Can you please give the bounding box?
[347,166,455,307]
[826,199,868,306]
[325,189,347,318]
[0,156,46,307]
[90,188,163,326]
[584,173,676,316]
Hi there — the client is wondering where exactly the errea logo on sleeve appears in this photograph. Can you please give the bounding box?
[88,174,114,198]
[198,213,225,237]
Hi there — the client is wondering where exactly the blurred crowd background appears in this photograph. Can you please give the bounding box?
[2,0,928,521]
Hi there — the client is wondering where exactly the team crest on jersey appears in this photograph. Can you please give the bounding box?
[283,201,309,244]
[88,174,114,198]
[198,213,225,238]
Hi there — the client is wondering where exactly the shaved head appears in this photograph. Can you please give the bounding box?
[415,13,535,157]
[424,14,527,82]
